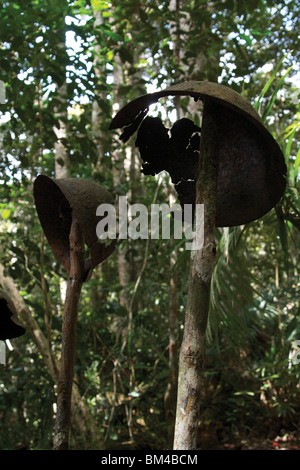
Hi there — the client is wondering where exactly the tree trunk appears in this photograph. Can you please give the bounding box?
[163,190,179,447]
[0,264,98,444]
[53,218,85,450]
[53,28,69,179]
[173,99,219,450]
[53,81,69,178]
[164,246,179,447]
[0,264,59,379]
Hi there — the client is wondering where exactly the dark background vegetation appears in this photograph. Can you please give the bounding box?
[0,0,299,450]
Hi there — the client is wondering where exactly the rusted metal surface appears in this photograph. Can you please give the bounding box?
[0,291,26,340]
[109,81,286,227]
[109,80,264,131]
[34,175,116,275]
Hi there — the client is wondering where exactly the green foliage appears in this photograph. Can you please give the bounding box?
[0,0,299,450]
[0,342,56,449]
[204,61,300,442]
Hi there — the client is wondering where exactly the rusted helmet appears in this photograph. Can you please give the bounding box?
[109,81,286,227]
[34,175,116,277]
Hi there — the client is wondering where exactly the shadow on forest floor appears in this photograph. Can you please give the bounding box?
[108,426,300,451]
[197,425,300,450]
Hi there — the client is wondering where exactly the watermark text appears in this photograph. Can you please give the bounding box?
[0,80,5,104]
[96,197,204,251]
[290,340,300,365]
[0,341,6,365]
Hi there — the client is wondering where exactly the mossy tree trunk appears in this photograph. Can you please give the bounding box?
[173,99,219,450]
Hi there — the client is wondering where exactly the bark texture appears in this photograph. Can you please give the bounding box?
[53,218,85,450]
[164,192,179,447]
[173,99,219,450]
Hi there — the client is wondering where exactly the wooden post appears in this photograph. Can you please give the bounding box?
[173,99,219,450]
[53,218,85,450]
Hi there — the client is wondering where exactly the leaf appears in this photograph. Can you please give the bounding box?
[1,209,11,220]
[254,56,287,112]
[91,0,111,11]
[239,33,252,47]
[118,47,134,65]
[275,206,289,274]
[262,66,293,121]
[102,26,123,42]
[294,147,300,181]
[283,128,296,182]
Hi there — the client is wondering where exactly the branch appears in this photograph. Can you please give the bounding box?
[0,264,59,380]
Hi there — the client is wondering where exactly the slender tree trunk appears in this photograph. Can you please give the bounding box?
[111,53,137,309]
[164,245,179,447]
[163,189,179,447]
[53,219,85,450]
[0,264,59,379]
[0,264,98,444]
[53,81,69,178]
[53,28,69,179]
[173,99,219,450]
[91,7,107,164]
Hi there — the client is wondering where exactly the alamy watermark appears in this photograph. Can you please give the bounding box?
[0,80,5,104]
[95,197,204,251]
[0,341,6,365]
[289,340,300,366]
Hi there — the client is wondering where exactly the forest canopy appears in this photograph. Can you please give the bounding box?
[0,0,299,450]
